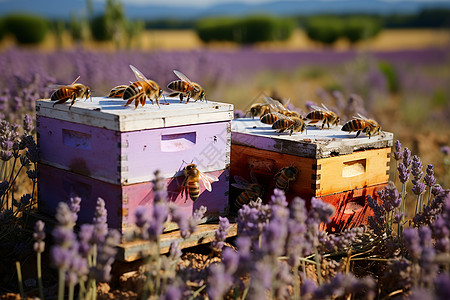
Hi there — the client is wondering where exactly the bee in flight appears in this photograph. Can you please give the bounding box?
[49,76,91,109]
[167,70,206,103]
[181,164,218,202]
[231,174,264,210]
[272,112,306,136]
[274,166,298,192]
[107,85,129,98]
[306,103,340,129]
[123,65,163,108]
[341,113,381,138]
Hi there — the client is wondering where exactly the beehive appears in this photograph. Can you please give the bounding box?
[36,97,234,234]
[230,118,393,230]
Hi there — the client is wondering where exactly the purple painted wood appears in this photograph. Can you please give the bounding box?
[38,163,229,234]
[37,115,121,183]
[37,115,230,185]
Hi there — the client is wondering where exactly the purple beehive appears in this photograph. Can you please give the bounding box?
[36,97,234,234]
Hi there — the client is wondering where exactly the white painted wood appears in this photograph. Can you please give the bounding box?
[36,97,234,132]
[231,118,394,159]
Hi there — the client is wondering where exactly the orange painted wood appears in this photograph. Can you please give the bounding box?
[315,147,391,196]
[319,183,387,232]
[230,144,391,203]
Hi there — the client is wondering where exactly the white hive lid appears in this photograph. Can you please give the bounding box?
[36,97,234,132]
[231,118,394,159]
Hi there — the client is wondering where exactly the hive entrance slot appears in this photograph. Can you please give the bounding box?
[161,132,196,152]
[342,159,366,177]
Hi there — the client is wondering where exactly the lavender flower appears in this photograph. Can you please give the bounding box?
[153,170,168,203]
[309,197,335,224]
[20,193,32,206]
[33,220,45,253]
[441,145,450,156]
[78,224,94,257]
[403,227,421,260]
[411,155,423,181]
[412,182,426,196]
[398,162,410,184]
[377,181,401,212]
[402,147,412,167]
[148,202,169,240]
[169,204,190,239]
[423,165,435,186]
[393,140,402,161]
[434,274,450,300]
[95,229,120,282]
[92,198,108,244]
[211,216,230,252]
[207,264,233,300]
[23,114,34,133]
[69,194,81,223]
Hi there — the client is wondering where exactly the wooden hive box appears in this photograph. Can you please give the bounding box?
[231,118,393,231]
[36,97,234,234]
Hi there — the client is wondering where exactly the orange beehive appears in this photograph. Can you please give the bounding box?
[230,118,393,231]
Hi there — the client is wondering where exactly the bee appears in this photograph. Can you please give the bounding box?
[272,113,306,135]
[107,85,129,98]
[123,65,163,108]
[49,76,91,109]
[274,166,298,191]
[260,112,280,125]
[247,103,272,118]
[167,70,206,103]
[341,113,381,138]
[306,104,340,129]
[181,164,218,202]
[231,174,264,210]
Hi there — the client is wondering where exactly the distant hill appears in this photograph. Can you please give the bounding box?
[1,0,450,20]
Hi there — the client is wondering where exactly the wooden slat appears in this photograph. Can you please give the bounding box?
[231,118,394,159]
[316,147,391,196]
[36,98,234,132]
[117,223,237,262]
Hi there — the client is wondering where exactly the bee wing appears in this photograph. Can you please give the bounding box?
[129,65,149,82]
[273,111,294,123]
[173,70,199,92]
[264,96,287,111]
[231,183,253,191]
[147,80,159,91]
[354,113,378,127]
[199,171,218,192]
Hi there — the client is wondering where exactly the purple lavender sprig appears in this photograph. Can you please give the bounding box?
[33,220,45,300]
[424,164,436,206]
[211,216,230,252]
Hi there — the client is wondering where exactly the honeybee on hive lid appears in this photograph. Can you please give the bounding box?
[341,113,381,138]
[260,97,300,124]
[305,103,340,129]
[167,70,206,103]
[272,112,306,136]
[49,76,91,109]
[107,85,129,98]
[123,65,163,108]
[274,165,298,192]
[231,173,264,210]
[247,102,272,119]
[181,164,218,202]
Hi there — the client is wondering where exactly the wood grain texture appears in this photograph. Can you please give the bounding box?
[231,118,393,159]
[38,163,230,235]
[319,183,387,232]
[230,144,390,202]
[37,116,231,185]
[117,222,237,261]
[36,97,234,132]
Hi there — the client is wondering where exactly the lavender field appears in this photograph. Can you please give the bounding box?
[1,46,450,299]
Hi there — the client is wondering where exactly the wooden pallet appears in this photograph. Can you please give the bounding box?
[117,222,237,262]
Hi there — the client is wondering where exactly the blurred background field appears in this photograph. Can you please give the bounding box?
[0,0,449,201]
